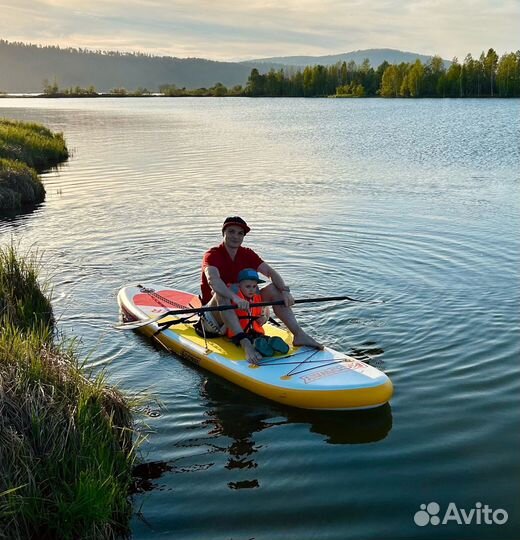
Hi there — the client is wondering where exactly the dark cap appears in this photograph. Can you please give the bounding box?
[222,216,251,235]
[237,268,265,283]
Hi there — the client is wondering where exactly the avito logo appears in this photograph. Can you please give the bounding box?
[414,502,508,526]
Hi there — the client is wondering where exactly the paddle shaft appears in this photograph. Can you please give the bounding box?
[149,294,376,317]
[115,295,382,330]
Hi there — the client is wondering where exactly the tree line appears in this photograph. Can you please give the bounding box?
[41,80,244,97]
[245,49,520,98]
[36,48,520,98]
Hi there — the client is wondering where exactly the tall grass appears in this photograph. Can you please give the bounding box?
[0,242,53,332]
[0,119,69,171]
[0,119,68,210]
[0,243,140,539]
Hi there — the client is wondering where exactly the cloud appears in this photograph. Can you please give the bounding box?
[1,0,518,60]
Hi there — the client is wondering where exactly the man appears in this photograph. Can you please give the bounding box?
[200,216,322,363]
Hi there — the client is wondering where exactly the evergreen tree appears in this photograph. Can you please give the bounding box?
[445,58,463,97]
[246,68,265,97]
[423,56,445,96]
[340,61,348,86]
[303,66,314,96]
[313,65,328,96]
[292,70,304,96]
[483,48,499,96]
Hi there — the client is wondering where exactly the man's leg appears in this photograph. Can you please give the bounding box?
[260,284,323,349]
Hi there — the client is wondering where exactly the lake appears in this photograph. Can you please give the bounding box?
[1,97,519,540]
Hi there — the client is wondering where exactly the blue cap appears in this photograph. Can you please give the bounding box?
[237,268,265,283]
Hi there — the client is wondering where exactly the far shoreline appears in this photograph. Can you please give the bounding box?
[1,93,517,99]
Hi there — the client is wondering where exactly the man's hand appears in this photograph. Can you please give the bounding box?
[282,290,295,307]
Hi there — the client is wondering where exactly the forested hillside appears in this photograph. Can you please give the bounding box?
[0,40,252,92]
[1,40,517,98]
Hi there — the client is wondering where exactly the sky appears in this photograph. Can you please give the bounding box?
[1,0,519,62]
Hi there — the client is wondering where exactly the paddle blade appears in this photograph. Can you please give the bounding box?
[114,317,158,330]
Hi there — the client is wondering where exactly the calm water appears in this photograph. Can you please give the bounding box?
[1,97,519,540]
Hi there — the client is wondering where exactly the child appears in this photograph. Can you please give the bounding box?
[227,268,290,356]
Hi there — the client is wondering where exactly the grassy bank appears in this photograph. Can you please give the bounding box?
[0,243,139,539]
[0,158,45,210]
[0,119,69,211]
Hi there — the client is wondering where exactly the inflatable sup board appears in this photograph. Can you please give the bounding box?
[117,284,393,410]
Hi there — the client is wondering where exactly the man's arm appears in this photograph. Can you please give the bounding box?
[205,266,249,309]
[257,262,294,307]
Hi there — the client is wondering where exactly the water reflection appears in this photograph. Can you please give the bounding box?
[200,376,392,489]
[132,461,173,493]
[348,341,386,370]
[286,405,392,444]
[130,331,392,492]
[0,202,42,223]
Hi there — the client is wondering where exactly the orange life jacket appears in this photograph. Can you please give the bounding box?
[226,289,265,338]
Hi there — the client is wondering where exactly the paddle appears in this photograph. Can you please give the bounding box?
[115,295,384,330]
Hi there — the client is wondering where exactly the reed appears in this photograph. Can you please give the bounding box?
[0,243,140,539]
[0,242,53,332]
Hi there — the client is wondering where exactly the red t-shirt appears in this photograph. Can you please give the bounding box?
[200,243,264,304]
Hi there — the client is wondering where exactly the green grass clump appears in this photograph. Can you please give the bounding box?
[0,119,69,170]
[0,158,46,209]
[0,243,139,539]
[0,242,53,332]
[0,119,68,211]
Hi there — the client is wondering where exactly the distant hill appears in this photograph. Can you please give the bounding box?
[0,41,449,94]
[0,40,253,93]
[245,48,450,69]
